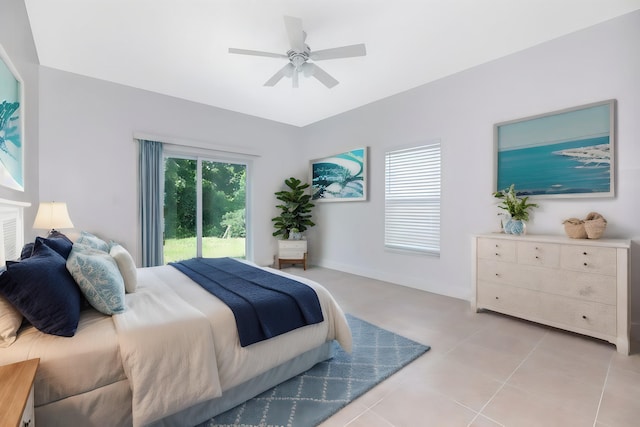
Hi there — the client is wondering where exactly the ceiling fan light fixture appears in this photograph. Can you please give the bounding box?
[229,15,366,88]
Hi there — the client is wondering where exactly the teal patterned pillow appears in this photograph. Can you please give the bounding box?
[66,243,126,315]
[76,231,110,253]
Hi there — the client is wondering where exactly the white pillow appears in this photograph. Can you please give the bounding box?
[0,294,22,347]
[109,244,137,293]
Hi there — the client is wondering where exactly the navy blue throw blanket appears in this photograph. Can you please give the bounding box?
[170,258,324,347]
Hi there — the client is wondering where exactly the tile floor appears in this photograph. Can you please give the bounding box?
[281,266,640,427]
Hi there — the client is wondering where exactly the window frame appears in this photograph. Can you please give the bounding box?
[384,140,441,256]
[162,145,252,261]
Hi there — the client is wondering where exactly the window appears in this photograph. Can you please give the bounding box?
[384,141,441,255]
[0,203,25,264]
[163,155,247,263]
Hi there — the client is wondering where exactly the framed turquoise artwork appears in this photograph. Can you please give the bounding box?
[0,44,23,191]
[310,147,367,202]
[495,100,615,198]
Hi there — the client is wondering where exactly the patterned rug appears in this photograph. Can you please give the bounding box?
[203,314,430,427]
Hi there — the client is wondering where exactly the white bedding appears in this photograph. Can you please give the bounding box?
[113,274,221,427]
[0,308,125,406]
[0,260,351,427]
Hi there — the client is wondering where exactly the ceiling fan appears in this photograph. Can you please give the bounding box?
[229,16,366,89]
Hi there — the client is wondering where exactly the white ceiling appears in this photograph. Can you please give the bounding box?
[24,0,640,127]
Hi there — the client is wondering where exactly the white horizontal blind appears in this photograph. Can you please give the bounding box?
[385,141,441,254]
[0,204,25,264]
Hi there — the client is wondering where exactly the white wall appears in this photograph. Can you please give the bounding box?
[37,67,303,266]
[0,0,40,219]
[302,11,640,331]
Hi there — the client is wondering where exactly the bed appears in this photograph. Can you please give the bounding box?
[0,233,351,427]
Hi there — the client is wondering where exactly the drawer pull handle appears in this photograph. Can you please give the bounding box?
[584,262,588,266]
[582,315,587,320]
[495,273,500,277]
[583,252,588,255]
[495,296,499,300]
[535,256,539,259]
[495,253,499,256]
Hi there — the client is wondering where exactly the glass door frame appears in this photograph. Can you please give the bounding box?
[162,148,252,262]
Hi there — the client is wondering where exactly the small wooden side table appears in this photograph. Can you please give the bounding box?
[277,239,308,270]
[0,358,39,427]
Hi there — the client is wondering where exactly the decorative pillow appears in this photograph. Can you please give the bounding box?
[20,242,34,260]
[0,240,82,337]
[66,243,126,315]
[47,230,72,243]
[109,243,137,293]
[38,235,73,259]
[76,231,109,253]
[0,271,22,347]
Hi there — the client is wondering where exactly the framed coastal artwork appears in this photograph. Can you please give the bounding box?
[0,44,24,191]
[495,99,615,198]
[310,147,367,202]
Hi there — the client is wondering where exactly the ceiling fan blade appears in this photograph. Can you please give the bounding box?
[310,43,367,61]
[264,63,294,87]
[303,63,339,88]
[228,48,287,59]
[283,16,305,52]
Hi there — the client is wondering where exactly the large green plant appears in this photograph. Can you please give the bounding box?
[493,184,538,221]
[272,177,316,239]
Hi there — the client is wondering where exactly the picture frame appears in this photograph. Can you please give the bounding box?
[0,43,24,192]
[495,99,615,198]
[310,147,367,202]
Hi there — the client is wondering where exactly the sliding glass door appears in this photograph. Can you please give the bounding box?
[163,156,246,263]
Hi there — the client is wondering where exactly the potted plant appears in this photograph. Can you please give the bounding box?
[272,177,315,240]
[493,184,538,235]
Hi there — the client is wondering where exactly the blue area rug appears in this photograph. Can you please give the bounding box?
[204,314,430,427]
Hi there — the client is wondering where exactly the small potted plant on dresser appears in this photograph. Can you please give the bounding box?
[272,177,315,269]
[493,184,538,235]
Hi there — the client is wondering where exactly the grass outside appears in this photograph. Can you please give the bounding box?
[163,237,246,263]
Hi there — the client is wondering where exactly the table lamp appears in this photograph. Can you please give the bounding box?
[33,202,74,236]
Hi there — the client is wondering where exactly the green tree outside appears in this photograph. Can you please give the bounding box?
[164,158,246,262]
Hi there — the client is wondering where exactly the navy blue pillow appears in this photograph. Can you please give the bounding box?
[37,235,73,259]
[0,239,81,337]
[20,242,34,260]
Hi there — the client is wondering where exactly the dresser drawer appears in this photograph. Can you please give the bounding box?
[517,241,560,267]
[536,294,616,336]
[21,385,34,427]
[477,259,616,305]
[278,240,307,250]
[477,238,516,262]
[477,280,537,315]
[278,240,307,259]
[560,245,617,276]
[477,281,616,336]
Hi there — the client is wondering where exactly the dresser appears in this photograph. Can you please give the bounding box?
[0,358,39,427]
[472,234,630,354]
[277,239,308,270]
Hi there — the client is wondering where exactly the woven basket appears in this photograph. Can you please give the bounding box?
[563,218,587,239]
[584,212,607,239]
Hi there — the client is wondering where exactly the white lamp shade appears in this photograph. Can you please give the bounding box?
[33,202,74,230]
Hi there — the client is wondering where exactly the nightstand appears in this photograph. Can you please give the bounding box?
[278,239,308,270]
[0,358,39,427]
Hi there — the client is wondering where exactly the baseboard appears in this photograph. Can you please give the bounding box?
[313,258,468,301]
[631,322,640,343]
